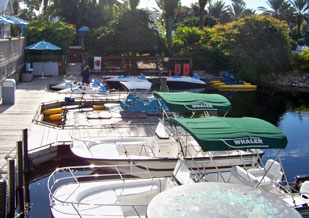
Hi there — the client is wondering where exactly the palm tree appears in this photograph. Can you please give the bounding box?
[130,0,140,11]
[156,0,180,48]
[198,0,211,29]
[289,0,309,39]
[227,1,254,21]
[209,0,229,24]
[258,0,287,19]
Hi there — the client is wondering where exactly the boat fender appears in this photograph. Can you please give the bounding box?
[93,105,106,110]
[43,108,64,115]
[49,113,62,121]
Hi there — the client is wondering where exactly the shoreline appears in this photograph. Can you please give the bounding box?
[264,73,309,91]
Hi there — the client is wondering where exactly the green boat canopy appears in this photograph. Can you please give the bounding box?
[169,117,288,151]
[153,91,232,112]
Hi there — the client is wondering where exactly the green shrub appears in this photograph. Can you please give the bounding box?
[294,49,309,73]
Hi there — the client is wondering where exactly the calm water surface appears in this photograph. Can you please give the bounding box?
[27,87,309,217]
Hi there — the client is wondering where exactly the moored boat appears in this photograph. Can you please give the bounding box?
[105,74,152,91]
[48,164,171,218]
[166,74,206,89]
[69,116,286,176]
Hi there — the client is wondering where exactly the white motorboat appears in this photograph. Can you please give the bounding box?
[105,74,152,91]
[166,74,206,89]
[48,164,171,218]
[49,81,77,91]
[70,116,285,176]
[59,83,108,94]
[171,128,309,217]
[69,92,262,175]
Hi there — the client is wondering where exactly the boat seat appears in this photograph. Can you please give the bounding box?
[155,120,170,139]
[300,181,309,198]
[231,159,283,188]
[116,178,165,217]
[173,159,194,185]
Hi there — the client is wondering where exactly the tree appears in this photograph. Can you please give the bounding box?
[198,0,210,29]
[25,20,77,52]
[53,0,126,28]
[209,0,229,24]
[227,0,254,21]
[258,0,289,19]
[156,0,180,49]
[130,0,140,11]
[87,10,162,56]
[209,15,292,83]
[289,0,309,39]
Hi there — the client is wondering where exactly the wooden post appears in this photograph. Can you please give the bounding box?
[16,140,24,217]
[22,129,29,173]
[7,158,15,218]
[0,180,6,218]
[22,129,30,205]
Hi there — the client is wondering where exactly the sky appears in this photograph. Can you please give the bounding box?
[138,0,269,12]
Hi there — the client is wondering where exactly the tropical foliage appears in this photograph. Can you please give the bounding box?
[294,49,309,72]
[86,10,162,56]
[208,15,292,82]
[25,20,77,52]
[17,0,309,83]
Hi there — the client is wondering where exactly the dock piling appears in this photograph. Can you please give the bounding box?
[22,129,30,205]
[22,129,29,173]
[0,180,6,218]
[7,158,15,218]
[16,141,24,217]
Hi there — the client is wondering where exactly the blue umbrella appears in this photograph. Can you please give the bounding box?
[0,14,29,25]
[25,40,61,50]
[25,40,61,78]
[78,26,89,32]
[0,15,15,24]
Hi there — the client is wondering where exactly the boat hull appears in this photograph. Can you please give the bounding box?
[166,80,206,89]
[72,154,262,177]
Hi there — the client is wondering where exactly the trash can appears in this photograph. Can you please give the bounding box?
[2,79,16,105]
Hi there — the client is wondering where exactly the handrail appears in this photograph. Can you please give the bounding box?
[47,164,154,217]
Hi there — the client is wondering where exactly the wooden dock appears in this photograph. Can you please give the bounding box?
[0,74,98,178]
[0,74,161,178]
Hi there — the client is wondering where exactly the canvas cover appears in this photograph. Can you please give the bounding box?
[153,91,232,112]
[169,117,288,151]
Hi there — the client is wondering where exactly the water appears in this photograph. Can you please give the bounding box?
[27,87,309,217]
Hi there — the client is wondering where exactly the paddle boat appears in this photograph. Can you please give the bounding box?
[211,73,257,91]
[105,74,152,91]
[119,93,168,112]
[211,80,257,91]
[166,73,206,89]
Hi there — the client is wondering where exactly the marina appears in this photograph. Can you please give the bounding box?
[1,4,309,216]
[0,74,308,218]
